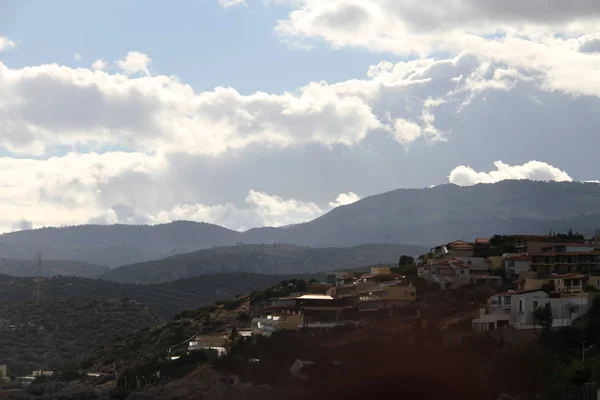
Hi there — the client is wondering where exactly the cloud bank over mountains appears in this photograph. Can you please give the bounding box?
[1,0,599,233]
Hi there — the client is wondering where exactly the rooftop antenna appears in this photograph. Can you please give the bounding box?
[32,251,45,305]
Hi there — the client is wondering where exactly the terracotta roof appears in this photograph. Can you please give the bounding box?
[509,235,551,239]
[475,238,490,244]
[429,258,465,266]
[447,240,474,249]
[549,273,588,280]
[542,243,599,248]
[494,289,547,296]
[531,251,600,256]
[504,254,530,260]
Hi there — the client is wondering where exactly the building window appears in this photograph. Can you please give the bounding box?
[533,301,538,309]
[519,300,523,313]
[504,296,511,305]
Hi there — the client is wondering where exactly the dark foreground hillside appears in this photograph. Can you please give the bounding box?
[0,298,162,377]
[101,243,423,284]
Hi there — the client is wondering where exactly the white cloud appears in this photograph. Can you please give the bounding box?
[115,51,151,76]
[244,190,323,227]
[448,160,574,186]
[273,1,600,53]
[0,147,358,232]
[92,59,107,71]
[218,0,246,7]
[272,1,600,98]
[577,33,600,53]
[2,22,600,233]
[152,190,361,230]
[329,192,360,208]
[2,49,460,156]
[0,36,16,52]
[0,151,165,232]
[74,53,82,61]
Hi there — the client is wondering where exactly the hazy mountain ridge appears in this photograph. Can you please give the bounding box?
[0,221,240,267]
[100,243,422,284]
[3,180,600,267]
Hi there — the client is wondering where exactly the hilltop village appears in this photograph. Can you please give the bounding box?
[248,231,600,337]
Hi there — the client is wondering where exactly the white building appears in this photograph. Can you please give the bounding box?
[473,289,591,331]
[502,253,532,278]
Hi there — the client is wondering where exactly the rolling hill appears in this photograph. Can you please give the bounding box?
[0,221,239,267]
[0,297,162,377]
[3,180,600,267]
[99,243,423,284]
[0,258,109,278]
[0,273,327,320]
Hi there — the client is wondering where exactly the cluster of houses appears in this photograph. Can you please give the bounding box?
[250,265,417,336]
[251,232,600,336]
[416,233,600,332]
[185,231,600,353]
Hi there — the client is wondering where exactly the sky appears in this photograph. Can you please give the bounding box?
[1,0,600,233]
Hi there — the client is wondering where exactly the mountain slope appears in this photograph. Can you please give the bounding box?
[0,258,109,278]
[100,243,424,284]
[0,273,322,320]
[0,221,240,267]
[243,180,600,246]
[3,180,600,267]
[0,297,162,376]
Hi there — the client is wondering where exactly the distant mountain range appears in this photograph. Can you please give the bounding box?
[99,243,421,284]
[2,180,600,267]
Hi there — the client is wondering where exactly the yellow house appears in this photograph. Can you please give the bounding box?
[516,278,550,291]
[487,256,504,270]
[370,266,392,275]
[516,274,591,295]
[357,283,416,312]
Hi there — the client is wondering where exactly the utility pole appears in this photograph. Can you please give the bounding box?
[32,251,45,305]
[583,340,587,363]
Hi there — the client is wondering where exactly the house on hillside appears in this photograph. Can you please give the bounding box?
[472,289,592,331]
[530,243,600,276]
[508,234,553,254]
[455,256,501,286]
[502,253,532,278]
[188,335,228,357]
[252,293,353,336]
[431,240,475,259]
[357,282,416,322]
[516,273,598,294]
[419,257,499,289]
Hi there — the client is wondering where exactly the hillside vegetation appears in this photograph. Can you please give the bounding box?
[0,273,323,320]
[4,180,600,266]
[0,298,162,377]
[0,258,109,278]
[100,243,422,284]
